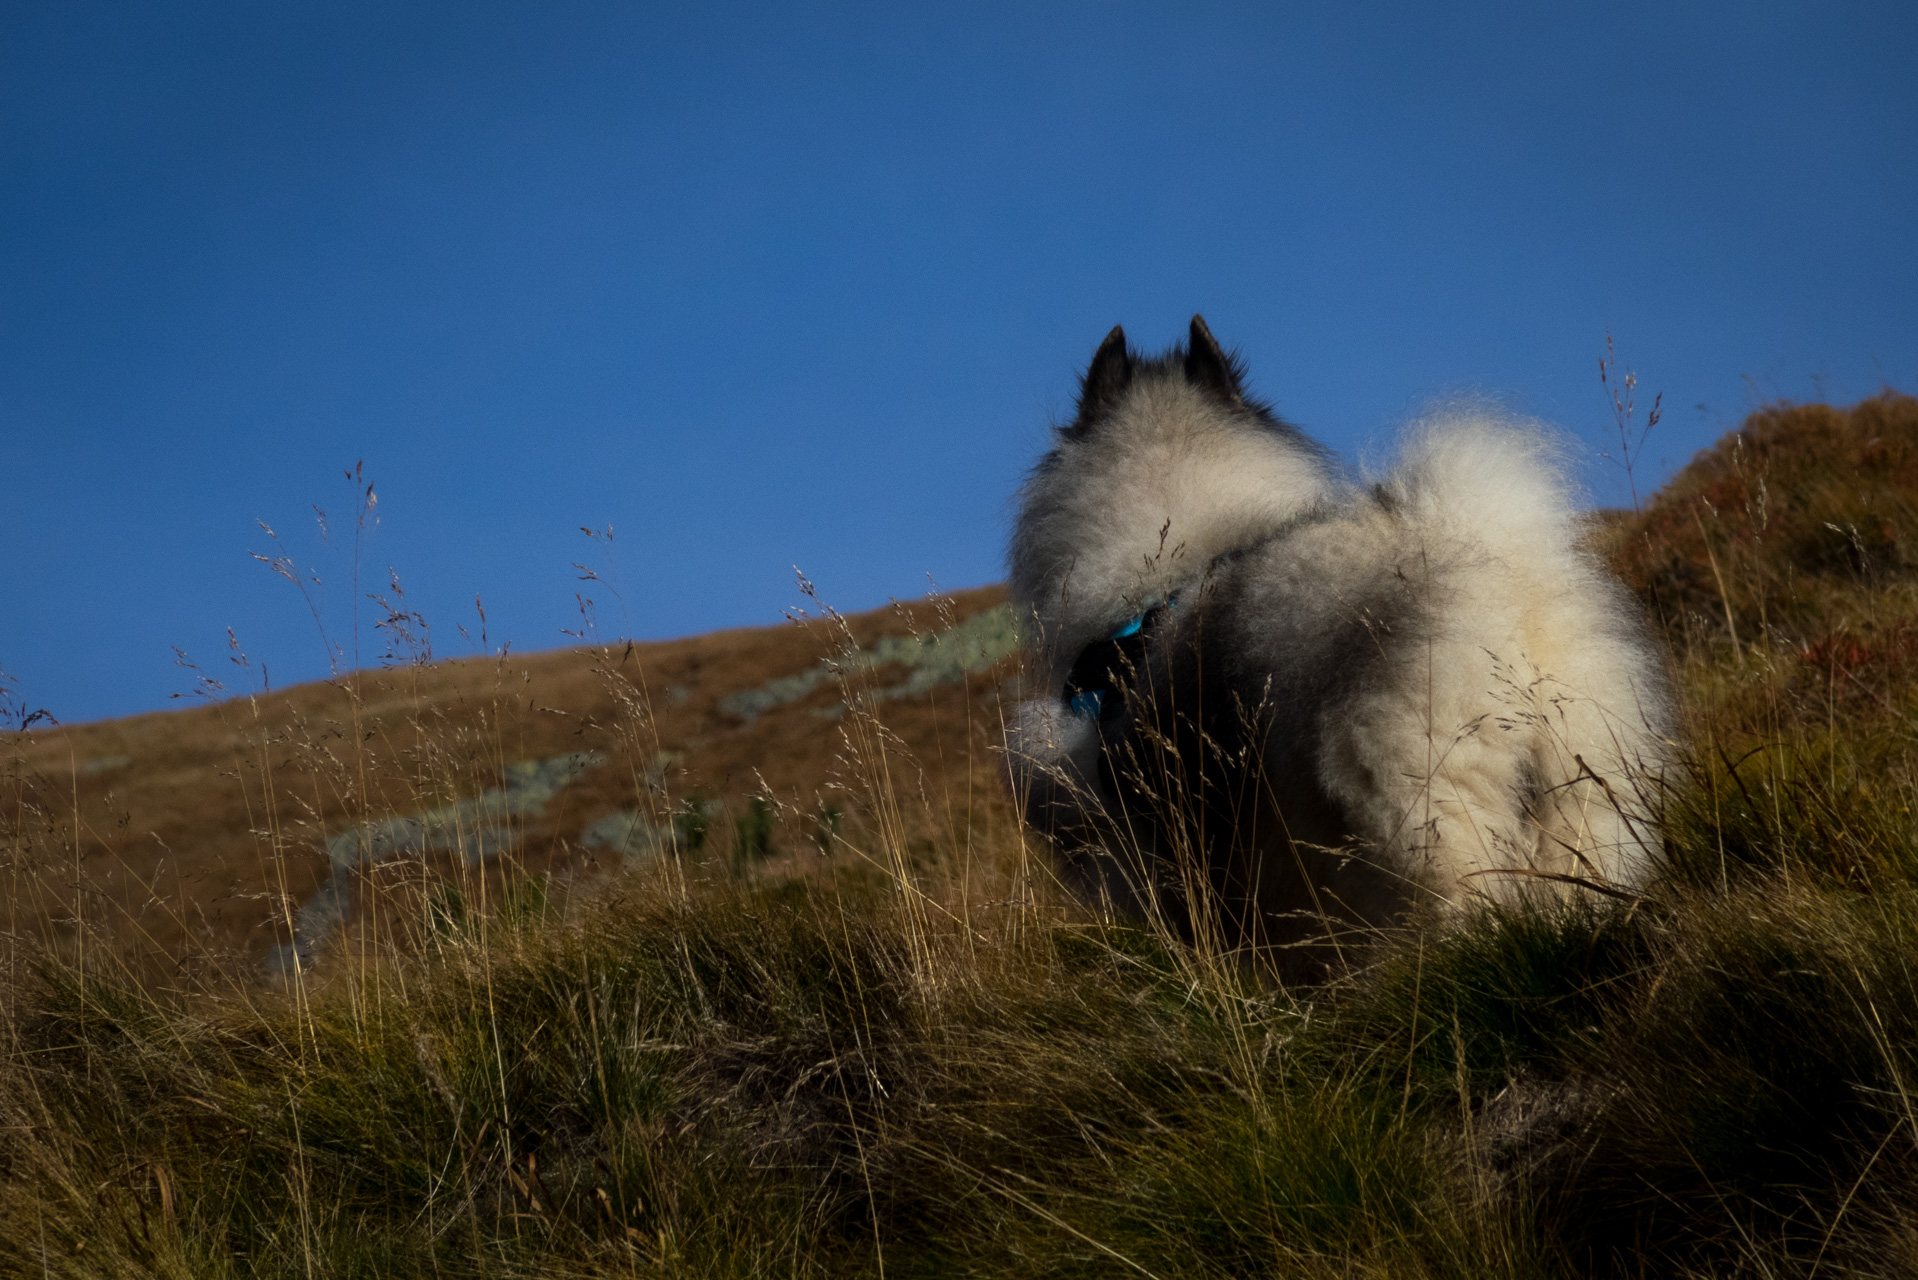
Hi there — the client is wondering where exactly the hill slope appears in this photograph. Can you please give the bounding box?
[9,396,1918,1277]
[3,585,1017,973]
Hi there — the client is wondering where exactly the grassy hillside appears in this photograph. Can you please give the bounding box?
[1,584,1016,973]
[5,394,1918,1278]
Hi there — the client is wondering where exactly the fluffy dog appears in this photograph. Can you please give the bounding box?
[1006,316,1672,971]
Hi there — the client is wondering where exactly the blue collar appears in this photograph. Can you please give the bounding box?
[1106,590,1179,641]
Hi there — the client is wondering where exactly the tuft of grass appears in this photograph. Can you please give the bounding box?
[732,795,778,867]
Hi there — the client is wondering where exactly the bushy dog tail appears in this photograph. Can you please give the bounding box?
[1374,410,1583,567]
[1364,409,1672,891]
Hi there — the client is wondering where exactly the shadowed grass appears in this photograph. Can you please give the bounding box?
[15,837,1918,1277]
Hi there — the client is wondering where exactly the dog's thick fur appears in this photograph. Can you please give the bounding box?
[1007,317,1672,972]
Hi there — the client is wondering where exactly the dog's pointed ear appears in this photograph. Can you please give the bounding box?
[1071,325,1132,433]
[1184,314,1243,405]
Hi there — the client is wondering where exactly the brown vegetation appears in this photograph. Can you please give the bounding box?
[1605,391,1918,664]
[1,585,1013,973]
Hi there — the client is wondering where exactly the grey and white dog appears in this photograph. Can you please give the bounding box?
[1007,316,1672,972]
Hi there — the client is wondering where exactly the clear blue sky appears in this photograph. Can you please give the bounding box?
[4,1,1914,725]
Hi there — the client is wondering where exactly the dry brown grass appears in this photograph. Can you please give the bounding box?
[1604,390,1918,668]
[0,584,1014,974]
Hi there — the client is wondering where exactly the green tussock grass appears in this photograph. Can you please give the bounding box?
[8,392,1918,1277]
[14,831,1918,1277]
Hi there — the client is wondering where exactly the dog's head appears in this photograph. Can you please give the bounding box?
[1008,315,1335,695]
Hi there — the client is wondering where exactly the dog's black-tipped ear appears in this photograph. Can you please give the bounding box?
[1071,325,1132,433]
[1184,314,1243,404]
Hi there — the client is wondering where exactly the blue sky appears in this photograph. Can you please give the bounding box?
[4,1,1914,725]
